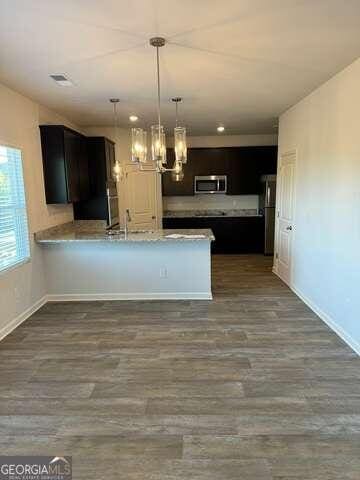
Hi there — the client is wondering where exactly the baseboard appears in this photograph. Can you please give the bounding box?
[0,290,212,342]
[0,295,47,342]
[273,270,360,356]
[46,292,213,301]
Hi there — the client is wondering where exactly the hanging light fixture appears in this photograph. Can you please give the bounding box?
[109,98,123,182]
[130,37,185,181]
[131,127,147,164]
[172,97,187,165]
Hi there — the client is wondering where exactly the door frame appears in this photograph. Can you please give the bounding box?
[273,149,297,287]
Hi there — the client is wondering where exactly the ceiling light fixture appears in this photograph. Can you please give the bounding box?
[129,115,138,122]
[130,37,186,182]
[109,98,123,182]
[172,97,187,165]
[217,126,225,133]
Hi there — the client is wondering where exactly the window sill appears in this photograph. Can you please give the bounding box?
[0,257,31,277]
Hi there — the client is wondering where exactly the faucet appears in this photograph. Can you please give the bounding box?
[124,209,131,238]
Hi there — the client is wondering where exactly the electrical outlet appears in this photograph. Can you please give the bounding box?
[159,267,168,278]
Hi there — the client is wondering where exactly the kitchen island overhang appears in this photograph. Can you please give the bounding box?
[35,222,214,301]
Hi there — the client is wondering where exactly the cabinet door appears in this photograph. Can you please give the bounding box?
[162,149,194,196]
[257,146,278,175]
[40,126,68,204]
[191,148,228,176]
[227,148,261,195]
[105,139,116,182]
[162,216,264,253]
[64,130,81,202]
[78,136,90,200]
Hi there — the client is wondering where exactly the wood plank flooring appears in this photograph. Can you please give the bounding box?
[1,254,360,479]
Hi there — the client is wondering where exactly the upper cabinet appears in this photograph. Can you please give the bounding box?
[227,146,278,195]
[162,148,194,196]
[40,125,89,204]
[86,137,116,196]
[162,145,277,196]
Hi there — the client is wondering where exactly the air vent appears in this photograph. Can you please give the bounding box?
[50,74,74,86]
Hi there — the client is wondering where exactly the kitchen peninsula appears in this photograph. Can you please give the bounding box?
[35,221,214,300]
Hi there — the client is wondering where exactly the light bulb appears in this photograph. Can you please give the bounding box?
[171,169,184,182]
[112,160,123,181]
[174,160,182,174]
[131,128,147,163]
[174,126,187,164]
[151,125,167,165]
[135,142,143,154]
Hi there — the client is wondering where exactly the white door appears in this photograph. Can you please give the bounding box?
[276,151,296,285]
[125,168,158,230]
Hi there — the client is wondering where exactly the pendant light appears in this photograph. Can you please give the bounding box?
[131,127,147,164]
[130,37,185,181]
[109,98,123,182]
[172,97,187,164]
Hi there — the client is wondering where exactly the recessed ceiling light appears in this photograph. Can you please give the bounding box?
[129,115,138,122]
[49,74,74,87]
[217,126,225,133]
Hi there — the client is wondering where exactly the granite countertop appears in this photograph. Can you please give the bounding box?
[163,209,263,218]
[35,221,215,244]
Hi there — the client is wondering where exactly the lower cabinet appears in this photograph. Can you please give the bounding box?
[162,217,265,254]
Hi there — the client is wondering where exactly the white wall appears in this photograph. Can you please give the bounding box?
[0,82,80,338]
[43,240,212,300]
[83,126,131,166]
[276,57,360,353]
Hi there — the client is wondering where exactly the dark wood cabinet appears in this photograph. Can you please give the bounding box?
[73,137,118,226]
[162,147,230,196]
[104,138,116,184]
[163,216,265,254]
[85,137,116,196]
[162,149,194,196]
[191,148,229,176]
[162,146,277,196]
[227,146,278,195]
[40,125,89,204]
[226,148,258,195]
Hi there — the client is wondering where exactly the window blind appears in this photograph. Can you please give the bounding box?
[0,145,30,273]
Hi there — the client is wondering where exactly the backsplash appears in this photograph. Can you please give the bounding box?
[163,194,259,212]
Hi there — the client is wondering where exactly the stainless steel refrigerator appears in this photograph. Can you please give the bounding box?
[259,175,277,255]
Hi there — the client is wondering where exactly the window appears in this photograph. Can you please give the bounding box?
[0,145,30,273]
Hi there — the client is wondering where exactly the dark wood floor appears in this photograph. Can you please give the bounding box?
[1,255,360,479]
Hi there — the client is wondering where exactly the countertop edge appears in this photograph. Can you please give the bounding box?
[35,225,215,244]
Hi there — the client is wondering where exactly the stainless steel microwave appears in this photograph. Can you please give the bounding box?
[194,175,227,194]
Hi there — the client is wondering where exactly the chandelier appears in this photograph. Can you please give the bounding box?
[130,37,187,181]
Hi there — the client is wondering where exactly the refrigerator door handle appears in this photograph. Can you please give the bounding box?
[107,194,112,226]
[266,185,271,206]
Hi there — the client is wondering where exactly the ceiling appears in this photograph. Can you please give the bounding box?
[1,0,360,135]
